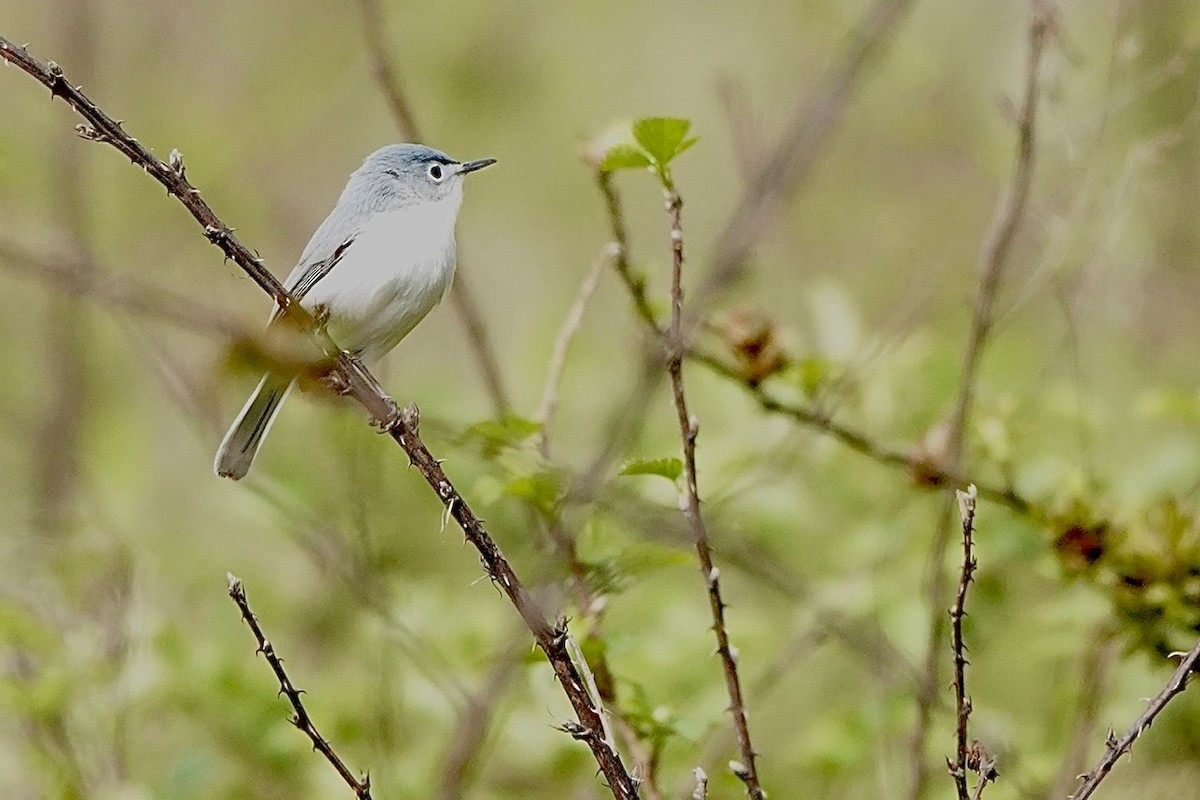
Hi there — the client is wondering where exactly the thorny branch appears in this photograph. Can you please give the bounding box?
[227,575,372,799]
[0,38,639,800]
[1068,637,1200,800]
[947,486,996,800]
[660,173,763,799]
[908,7,1053,796]
[577,0,918,505]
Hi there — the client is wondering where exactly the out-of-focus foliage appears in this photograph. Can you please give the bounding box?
[4,1,1200,799]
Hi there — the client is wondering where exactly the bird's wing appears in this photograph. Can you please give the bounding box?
[269,233,357,324]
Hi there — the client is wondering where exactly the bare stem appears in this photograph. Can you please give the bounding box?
[947,486,995,799]
[0,39,639,799]
[660,175,763,800]
[227,574,372,799]
[537,248,609,454]
[1069,638,1200,800]
[908,8,1052,796]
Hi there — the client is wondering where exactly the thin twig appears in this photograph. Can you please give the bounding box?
[537,247,610,454]
[694,352,1035,517]
[354,0,420,141]
[581,0,918,512]
[435,631,526,800]
[907,8,1053,796]
[1069,638,1200,800]
[0,239,250,340]
[1052,626,1118,799]
[950,486,976,800]
[692,767,709,800]
[0,39,639,800]
[227,574,372,799]
[597,172,661,334]
[660,173,763,800]
[947,485,995,800]
[352,0,510,415]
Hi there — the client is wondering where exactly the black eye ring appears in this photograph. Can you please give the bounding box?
[428,164,444,182]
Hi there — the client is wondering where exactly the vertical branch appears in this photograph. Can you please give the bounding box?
[947,486,996,800]
[353,0,511,415]
[694,0,918,317]
[1069,637,1200,800]
[660,174,764,800]
[227,575,373,800]
[35,0,98,537]
[949,486,977,800]
[1051,626,1118,799]
[908,7,1053,796]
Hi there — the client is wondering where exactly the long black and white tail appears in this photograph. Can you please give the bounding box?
[214,373,294,480]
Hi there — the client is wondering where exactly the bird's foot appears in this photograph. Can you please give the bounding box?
[375,401,419,435]
[311,303,331,329]
[319,367,353,396]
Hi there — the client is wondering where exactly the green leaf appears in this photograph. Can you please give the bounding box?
[504,469,566,519]
[599,143,652,173]
[631,117,694,166]
[618,456,683,482]
[462,413,542,457]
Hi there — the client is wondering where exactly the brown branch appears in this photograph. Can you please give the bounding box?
[435,632,526,800]
[0,239,250,340]
[693,352,1035,517]
[1,38,639,800]
[352,0,510,415]
[35,0,97,539]
[947,486,996,800]
[227,574,372,799]
[583,0,918,512]
[949,487,977,800]
[660,172,763,800]
[1068,638,1200,800]
[537,248,610,454]
[1052,626,1118,799]
[907,8,1053,796]
[597,171,661,335]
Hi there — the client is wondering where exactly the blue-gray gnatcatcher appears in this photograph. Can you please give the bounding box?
[214,144,495,480]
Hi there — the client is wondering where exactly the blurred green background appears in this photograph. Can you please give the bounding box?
[4,1,1200,798]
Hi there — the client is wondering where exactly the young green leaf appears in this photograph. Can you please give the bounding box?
[599,143,652,173]
[631,117,694,166]
[618,456,683,482]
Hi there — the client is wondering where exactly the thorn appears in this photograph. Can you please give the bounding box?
[168,148,187,180]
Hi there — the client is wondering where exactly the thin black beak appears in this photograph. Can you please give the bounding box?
[459,158,497,175]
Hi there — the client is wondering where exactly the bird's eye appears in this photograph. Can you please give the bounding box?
[427,163,444,182]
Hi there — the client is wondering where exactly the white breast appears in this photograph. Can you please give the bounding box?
[302,198,460,360]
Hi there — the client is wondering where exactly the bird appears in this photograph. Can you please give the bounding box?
[214,144,496,480]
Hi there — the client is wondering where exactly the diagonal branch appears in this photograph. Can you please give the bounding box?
[227,575,372,799]
[0,37,638,800]
[694,0,919,318]
[1069,638,1200,800]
